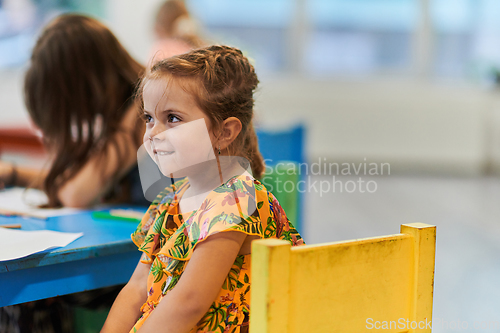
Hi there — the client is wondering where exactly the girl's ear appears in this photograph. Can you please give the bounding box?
[219,117,242,151]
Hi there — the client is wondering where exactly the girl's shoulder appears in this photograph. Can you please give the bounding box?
[182,173,275,237]
[179,173,303,257]
[212,172,267,196]
[207,173,269,211]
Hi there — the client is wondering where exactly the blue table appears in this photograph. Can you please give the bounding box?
[0,210,144,307]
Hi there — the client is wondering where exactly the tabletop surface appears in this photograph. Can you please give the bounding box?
[0,207,148,307]
[0,207,146,271]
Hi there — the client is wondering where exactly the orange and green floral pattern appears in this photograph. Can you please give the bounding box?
[130,174,304,333]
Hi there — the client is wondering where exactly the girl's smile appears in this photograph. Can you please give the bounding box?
[153,150,174,156]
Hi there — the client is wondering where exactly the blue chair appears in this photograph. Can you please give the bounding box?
[256,125,305,166]
[256,125,306,235]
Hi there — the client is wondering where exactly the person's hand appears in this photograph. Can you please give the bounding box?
[0,162,16,189]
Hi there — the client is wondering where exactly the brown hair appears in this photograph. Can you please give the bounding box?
[154,0,204,48]
[24,14,145,207]
[140,45,264,178]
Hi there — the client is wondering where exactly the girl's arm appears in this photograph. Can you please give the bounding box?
[137,231,248,333]
[57,106,142,207]
[100,259,150,333]
[0,106,142,207]
[0,162,46,189]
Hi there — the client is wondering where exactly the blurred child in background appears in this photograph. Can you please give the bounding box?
[0,13,147,332]
[0,14,148,208]
[149,0,206,63]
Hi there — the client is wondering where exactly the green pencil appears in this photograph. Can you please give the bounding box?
[92,209,145,222]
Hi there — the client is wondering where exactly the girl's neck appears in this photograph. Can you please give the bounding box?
[177,156,249,213]
[187,157,244,193]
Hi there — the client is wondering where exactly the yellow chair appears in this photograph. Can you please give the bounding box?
[250,223,436,333]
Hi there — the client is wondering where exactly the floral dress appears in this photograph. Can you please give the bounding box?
[130,174,304,333]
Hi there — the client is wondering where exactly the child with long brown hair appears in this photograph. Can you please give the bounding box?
[101,45,303,333]
[0,13,149,332]
[0,13,146,208]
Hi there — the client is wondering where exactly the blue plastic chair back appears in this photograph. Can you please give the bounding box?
[256,124,306,235]
[256,125,305,166]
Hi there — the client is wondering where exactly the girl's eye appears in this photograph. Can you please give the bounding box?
[143,114,153,124]
[168,114,181,123]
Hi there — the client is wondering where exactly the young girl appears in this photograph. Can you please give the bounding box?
[101,45,304,333]
[0,14,147,207]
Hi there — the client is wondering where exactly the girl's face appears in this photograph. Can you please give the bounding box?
[142,78,216,177]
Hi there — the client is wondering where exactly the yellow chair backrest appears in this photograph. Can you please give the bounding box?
[250,223,436,333]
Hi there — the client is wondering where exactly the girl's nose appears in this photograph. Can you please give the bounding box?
[149,123,167,140]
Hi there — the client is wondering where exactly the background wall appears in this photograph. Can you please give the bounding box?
[256,76,498,175]
[105,0,163,64]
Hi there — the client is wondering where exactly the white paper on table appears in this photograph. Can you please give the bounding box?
[0,228,83,261]
[0,188,84,218]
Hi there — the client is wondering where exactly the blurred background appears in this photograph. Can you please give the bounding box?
[1,0,500,331]
[5,0,500,174]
